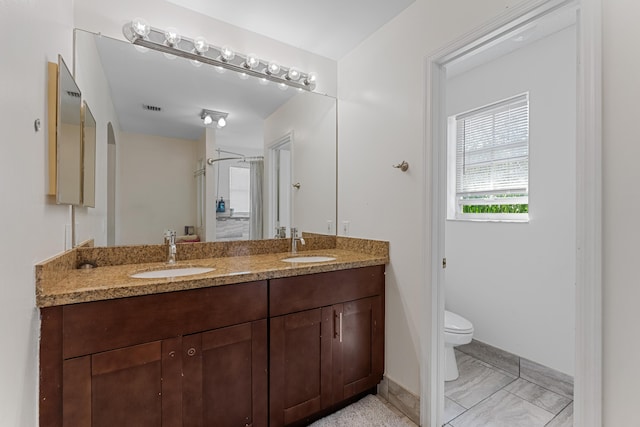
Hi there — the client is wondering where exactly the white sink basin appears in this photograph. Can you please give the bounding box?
[130,267,215,279]
[281,256,336,263]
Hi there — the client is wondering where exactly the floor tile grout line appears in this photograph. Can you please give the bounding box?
[508,376,575,406]
[502,388,562,418]
[455,349,518,379]
[457,350,573,404]
[447,377,519,425]
[446,352,574,427]
[543,400,573,427]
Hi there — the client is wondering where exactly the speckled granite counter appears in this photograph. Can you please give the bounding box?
[36,236,389,307]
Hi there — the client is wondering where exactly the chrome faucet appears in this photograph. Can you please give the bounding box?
[164,230,177,264]
[291,227,305,254]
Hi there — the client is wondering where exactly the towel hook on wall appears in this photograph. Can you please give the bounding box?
[393,161,409,172]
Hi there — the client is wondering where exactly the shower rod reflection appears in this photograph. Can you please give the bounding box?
[206,156,264,165]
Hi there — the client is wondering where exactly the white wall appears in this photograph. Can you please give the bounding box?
[338,0,514,396]
[264,92,337,236]
[117,132,199,245]
[0,1,74,425]
[602,1,640,424]
[444,26,576,375]
[73,0,337,97]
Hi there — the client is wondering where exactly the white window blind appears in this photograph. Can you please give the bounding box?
[229,166,250,213]
[455,94,529,206]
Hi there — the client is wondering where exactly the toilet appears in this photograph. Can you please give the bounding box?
[444,310,474,381]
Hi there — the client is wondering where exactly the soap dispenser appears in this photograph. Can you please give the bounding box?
[217,197,226,213]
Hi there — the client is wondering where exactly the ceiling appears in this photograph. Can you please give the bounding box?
[165,0,416,60]
[91,32,298,145]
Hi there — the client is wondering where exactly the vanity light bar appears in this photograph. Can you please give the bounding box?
[123,19,318,91]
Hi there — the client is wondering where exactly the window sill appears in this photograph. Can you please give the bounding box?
[447,216,529,224]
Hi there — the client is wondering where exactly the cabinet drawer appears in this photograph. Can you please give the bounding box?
[62,281,267,359]
[270,266,384,317]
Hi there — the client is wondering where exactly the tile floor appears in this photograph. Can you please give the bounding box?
[444,350,573,427]
[376,395,421,426]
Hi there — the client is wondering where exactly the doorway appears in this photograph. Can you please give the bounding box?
[267,133,293,237]
[107,122,116,246]
[422,0,602,426]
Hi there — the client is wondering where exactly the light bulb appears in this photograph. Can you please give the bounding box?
[164,27,181,46]
[217,117,227,128]
[131,18,150,38]
[203,114,213,125]
[286,68,301,81]
[193,37,209,54]
[304,72,318,86]
[220,46,235,62]
[266,61,280,75]
[244,53,260,69]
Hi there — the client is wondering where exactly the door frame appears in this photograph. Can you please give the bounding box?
[267,132,294,237]
[422,0,602,425]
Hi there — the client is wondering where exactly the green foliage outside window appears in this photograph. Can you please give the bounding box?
[462,204,529,214]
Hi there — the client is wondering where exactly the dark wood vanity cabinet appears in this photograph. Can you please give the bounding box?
[40,281,268,427]
[40,265,384,427]
[269,265,385,426]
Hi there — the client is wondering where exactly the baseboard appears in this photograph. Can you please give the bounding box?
[377,377,420,425]
[457,339,574,399]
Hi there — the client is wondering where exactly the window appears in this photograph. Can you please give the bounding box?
[229,167,250,213]
[450,93,529,221]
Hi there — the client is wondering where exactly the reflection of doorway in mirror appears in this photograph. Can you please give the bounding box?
[268,133,293,238]
[107,123,116,246]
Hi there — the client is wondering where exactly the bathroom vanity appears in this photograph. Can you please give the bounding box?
[37,237,387,427]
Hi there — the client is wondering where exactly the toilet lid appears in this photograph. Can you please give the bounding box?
[444,310,473,334]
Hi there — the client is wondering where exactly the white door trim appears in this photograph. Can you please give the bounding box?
[421,0,602,425]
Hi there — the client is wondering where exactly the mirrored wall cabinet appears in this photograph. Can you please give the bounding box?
[47,55,96,207]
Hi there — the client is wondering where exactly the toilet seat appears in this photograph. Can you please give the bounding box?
[445,310,473,334]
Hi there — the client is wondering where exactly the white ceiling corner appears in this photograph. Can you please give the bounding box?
[165,0,416,60]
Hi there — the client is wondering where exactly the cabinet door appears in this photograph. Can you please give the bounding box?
[182,320,267,427]
[63,340,173,427]
[270,307,334,426]
[332,296,384,402]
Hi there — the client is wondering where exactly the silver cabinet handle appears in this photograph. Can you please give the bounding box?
[339,312,343,343]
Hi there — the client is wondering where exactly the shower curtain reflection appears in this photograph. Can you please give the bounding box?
[249,159,264,240]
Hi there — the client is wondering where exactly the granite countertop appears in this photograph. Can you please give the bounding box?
[36,237,388,308]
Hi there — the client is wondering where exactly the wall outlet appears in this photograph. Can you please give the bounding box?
[327,220,334,234]
[342,220,350,236]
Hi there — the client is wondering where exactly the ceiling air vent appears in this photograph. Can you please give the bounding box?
[142,104,162,112]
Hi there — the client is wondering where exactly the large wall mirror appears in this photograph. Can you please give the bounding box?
[74,29,337,246]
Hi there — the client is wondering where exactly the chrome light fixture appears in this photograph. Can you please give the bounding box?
[123,19,318,91]
[201,109,228,128]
